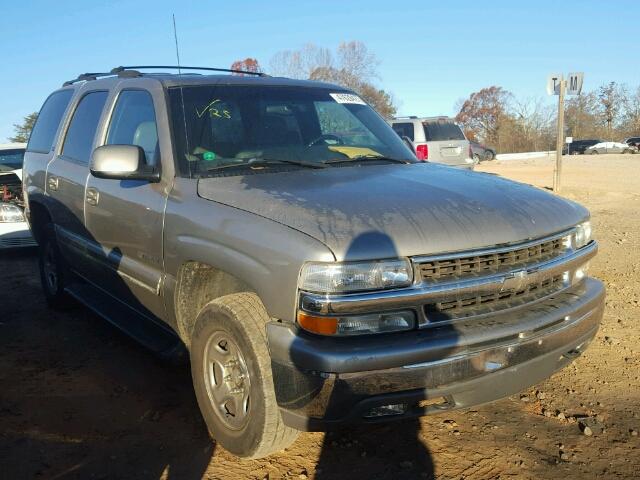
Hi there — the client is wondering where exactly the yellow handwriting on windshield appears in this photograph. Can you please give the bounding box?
[196,99,232,119]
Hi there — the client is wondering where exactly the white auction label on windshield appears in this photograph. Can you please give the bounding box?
[330,93,366,105]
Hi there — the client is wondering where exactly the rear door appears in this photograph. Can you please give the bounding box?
[83,83,169,319]
[46,90,109,273]
[422,120,470,167]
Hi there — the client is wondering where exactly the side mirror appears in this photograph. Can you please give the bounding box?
[90,145,160,182]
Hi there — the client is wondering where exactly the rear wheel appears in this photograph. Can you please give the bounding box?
[190,293,298,458]
[473,153,481,163]
[38,224,72,309]
[590,149,599,155]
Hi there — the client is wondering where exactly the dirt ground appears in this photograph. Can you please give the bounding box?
[1,154,639,480]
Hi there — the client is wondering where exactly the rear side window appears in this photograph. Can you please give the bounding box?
[106,90,159,165]
[62,91,108,164]
[423,121,465,141]
[27,90,74,153]
[391,122,414,141]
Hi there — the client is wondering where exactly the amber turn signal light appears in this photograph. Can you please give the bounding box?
[297,312,338,335]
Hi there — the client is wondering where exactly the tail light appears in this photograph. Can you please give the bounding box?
[469,145,473,158]
[416,144,428,161]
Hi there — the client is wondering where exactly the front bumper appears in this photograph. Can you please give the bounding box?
[0,221,37,249]
[267,277,605,431]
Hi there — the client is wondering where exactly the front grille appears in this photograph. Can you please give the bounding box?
[419,237,565,282]
[424,274,564,321]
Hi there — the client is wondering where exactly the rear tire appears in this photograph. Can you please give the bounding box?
[190,293,298,458]
[38,224,72,309]
[590,149,599,155]
[473,153,481,163]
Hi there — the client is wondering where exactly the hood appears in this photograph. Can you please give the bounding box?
[197,163,589,261]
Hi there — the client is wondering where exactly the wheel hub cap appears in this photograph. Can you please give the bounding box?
[203,332,251,430]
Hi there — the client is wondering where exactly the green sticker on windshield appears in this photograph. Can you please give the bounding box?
[203,151,216,161]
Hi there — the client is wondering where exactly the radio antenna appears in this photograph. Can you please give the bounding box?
[172,14,191,176]
[172,14,182,75]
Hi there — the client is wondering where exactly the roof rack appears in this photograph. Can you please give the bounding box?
[110,65,268,77]
[62,72,112,86]
[62,65,268,86]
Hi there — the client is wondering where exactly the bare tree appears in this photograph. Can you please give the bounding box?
[270,41,396,118]
[598,82,623,137]
[621,85,640,136]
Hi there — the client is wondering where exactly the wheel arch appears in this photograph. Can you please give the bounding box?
[27,200,53,246]
[174,261,262,348]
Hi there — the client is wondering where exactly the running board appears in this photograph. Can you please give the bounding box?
[65,282,183,355]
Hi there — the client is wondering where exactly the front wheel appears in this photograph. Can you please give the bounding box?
[590,149,599,155]
[190,293,298,458]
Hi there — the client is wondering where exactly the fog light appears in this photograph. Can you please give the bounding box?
[364,403,407,418]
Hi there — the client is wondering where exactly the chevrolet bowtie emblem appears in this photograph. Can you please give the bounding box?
[501,270,530,292]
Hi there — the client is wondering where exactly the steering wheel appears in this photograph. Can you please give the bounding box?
[307,134,344,147]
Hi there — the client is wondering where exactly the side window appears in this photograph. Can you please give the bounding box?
[392,122,414,141]
[106,90,159,165]
[27,90,74,153]
[62,91,108,164]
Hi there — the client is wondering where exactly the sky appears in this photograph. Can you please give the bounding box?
[2,0,639,141]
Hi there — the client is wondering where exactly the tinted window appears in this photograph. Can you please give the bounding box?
[392,122,415,141]
[27,90,74,153]
[0,148,25,172]
[62,91,108,163]
[106,90,159,165]
[169,85,414,178]
[423,121,465,141]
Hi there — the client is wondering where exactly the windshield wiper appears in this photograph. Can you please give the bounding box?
[324,155,410,165]
[206,158,327,171]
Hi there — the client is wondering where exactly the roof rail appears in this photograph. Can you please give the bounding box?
[62,72,112,87]
[394,116,418,119]
[110,65,268,77]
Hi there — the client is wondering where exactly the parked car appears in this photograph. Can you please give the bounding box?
[585,141,637,154]
[24,66,603,458]
[0,143,37,249]
[470,141,496,161]
[623,136,640,149]
[389,116,475,168]
[562,139,602,155]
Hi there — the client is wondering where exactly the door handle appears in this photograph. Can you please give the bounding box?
[47,176,59,191]
[86,188,100,206]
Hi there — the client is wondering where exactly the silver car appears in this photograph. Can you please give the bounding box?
[389,116,475,168]
[585,141,637,154]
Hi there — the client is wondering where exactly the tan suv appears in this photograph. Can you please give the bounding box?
[389,116,475,168]
[23,66,603,458]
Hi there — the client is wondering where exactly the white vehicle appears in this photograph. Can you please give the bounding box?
[0,143,37,249]
[585,141,637,155]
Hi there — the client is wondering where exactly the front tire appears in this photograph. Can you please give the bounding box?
[590,149,599,155]
[190,293,298,458]
[38,224,72,309]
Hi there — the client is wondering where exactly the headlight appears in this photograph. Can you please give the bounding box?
[299,259,413,294]
[0,203,25,223]
[574,221,592,249]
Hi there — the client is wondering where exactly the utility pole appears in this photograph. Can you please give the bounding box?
[554,78,566,193]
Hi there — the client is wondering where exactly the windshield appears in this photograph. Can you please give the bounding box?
[423,121,466,141]
[168,85,414,177]
[0,149,25,172]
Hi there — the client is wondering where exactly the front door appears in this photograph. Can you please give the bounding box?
[84,87,168,319]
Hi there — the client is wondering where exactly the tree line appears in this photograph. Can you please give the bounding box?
[455,82,640,153]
